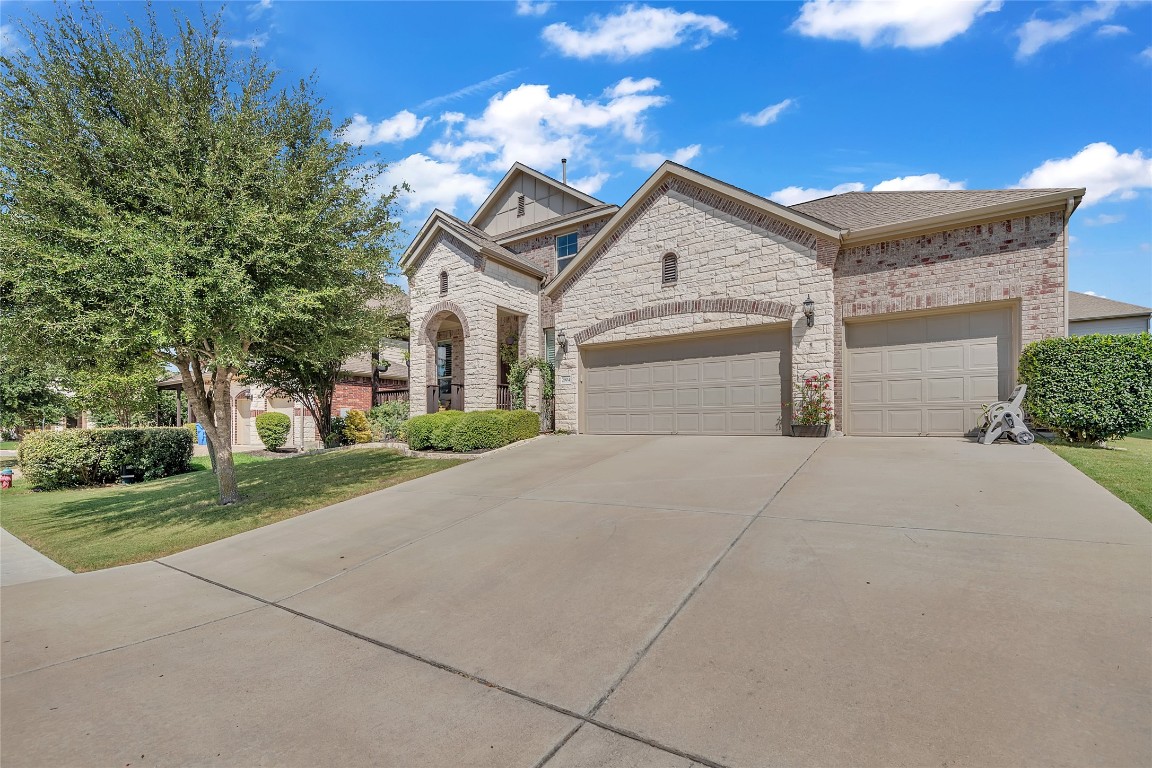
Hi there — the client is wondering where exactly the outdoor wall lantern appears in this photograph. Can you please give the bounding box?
[556,329,568,352]
[802,295,816,328]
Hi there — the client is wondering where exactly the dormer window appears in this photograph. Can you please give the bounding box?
[439,270,448,295]
[556,232,578,272]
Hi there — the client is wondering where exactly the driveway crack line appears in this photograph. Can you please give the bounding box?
[155,560,735,768]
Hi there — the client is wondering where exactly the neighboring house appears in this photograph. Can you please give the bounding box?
[1068,291,1152,336]
[158,338,411,448]
[401,161,1083,437]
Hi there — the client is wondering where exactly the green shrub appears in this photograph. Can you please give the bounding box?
[367,399,410,441]
[1019,333,1152,443]
[255,411,292,450]
[450,411,512,452]
[402,409,540,452]
[19,427,193,490]
[325,415,348,448]
[342,410,373,444]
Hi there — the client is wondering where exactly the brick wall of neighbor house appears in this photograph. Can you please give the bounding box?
[332,375,373,415]
[504,216,614,330]
[832,209,1067,423]
[409,233,541,413]
[553,179,837,432]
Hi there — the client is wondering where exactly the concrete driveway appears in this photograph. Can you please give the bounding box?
[2,436,1149,767]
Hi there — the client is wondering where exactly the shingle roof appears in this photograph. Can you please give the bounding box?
[493,204,619,243]
[436,212,546,277]
[1068,291,1152,321]
[791,189,1078,231]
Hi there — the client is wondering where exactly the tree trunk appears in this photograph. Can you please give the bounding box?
[175,354,241,505]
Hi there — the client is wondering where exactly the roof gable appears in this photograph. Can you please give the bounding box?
[400,210,545,279]
[469,163,605,238]
[544,161,843,298]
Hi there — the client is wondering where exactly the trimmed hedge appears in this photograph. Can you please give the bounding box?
[402,409,540,452]
[1019,333,1152,443]
[255,411,291,450]
[19,427,194,490]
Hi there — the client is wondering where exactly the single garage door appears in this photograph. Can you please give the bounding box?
[582,328,789,435]
[845,306,1013,436]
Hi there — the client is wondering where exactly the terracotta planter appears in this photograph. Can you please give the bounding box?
[791,424,829,438]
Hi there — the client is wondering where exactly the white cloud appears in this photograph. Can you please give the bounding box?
[381,154,491,215]
[440,112,466,124]
[416,70,520,110]
[569,172,610,196]
[228,33,269,49]
[609,76,662,97]
[770,182,866,206]
[1016,1,1121,58]
[631,144,702,170]
[1084,213,1125,226]
[542,4,733,61]
[1018,142,1152,206]
[770,172,965,205]
[1141,46,1152,62]
[1096,24,1130,37]
[871,173,966,191]
[739,99,794,127]
[340,110,429,146]
[247,0,273,20]
[792,0,1001,48]
[434,79,669,172]
[515,0,554,17]
[1083,290,1108,298]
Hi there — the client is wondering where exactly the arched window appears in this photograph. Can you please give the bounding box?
[661,252,678,284]
[439,270,448,295]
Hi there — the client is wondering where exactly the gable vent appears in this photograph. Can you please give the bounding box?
[661,253,678,284]
[439,270,448,295]
[517,194,526,217]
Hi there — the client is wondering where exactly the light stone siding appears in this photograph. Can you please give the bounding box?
[553,184,836,433]
[408,234,542,414]
[832,210,1067,425]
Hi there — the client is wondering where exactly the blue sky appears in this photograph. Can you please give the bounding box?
[3,1,1150,305]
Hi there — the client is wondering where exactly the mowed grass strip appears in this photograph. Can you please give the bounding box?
[0,448,464,571]
[1046,429,1152,522]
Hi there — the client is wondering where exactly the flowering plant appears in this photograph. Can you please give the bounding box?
[792,372,833,425]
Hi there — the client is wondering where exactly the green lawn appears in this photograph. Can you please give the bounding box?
[0,448,463,571]
[1046,429,1152,522]
[0,440,19,451]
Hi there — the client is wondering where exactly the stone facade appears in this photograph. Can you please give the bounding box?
[404,166,1073,435]
[409,233,542,414]
[552,181,837,432]
[832,209,1066,423]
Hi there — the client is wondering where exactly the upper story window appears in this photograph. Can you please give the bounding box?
[439,270,448,295]
[661,253,678,284]
[556,232,578,272]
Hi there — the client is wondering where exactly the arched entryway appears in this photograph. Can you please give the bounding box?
[422,307,467,414]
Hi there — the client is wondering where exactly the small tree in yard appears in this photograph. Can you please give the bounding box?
[0,4,400,503]
[73,363,165,427]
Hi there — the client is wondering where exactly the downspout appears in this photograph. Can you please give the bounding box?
[1064,197,1076,337]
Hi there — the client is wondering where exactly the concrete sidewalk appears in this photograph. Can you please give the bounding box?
[2,435,1148,767]
[1,528,71,587]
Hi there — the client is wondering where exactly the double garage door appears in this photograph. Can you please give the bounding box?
[845,306,1013,436]
[582,329,788,435]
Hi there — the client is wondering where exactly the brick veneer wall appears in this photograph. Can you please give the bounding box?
[332,376,372,414]
[831,209,1067,426]
[553,181,837,432]
[408,233,541,414]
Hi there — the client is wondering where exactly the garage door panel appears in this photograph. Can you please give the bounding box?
[847,307,1012,436]
[925,344,965,371]
[582,329,787,435]
[925,377,965,402]
[886,348,923,373]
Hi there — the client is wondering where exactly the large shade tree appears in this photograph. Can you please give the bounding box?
[0,3,401,503]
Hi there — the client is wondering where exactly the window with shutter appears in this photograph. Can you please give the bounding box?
[544,328,556,365]
[439,270,448,295]
[661,253,678,284]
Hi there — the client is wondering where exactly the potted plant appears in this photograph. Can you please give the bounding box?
[791,372,833,437]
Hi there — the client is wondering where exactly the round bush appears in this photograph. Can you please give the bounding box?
[255,411,291,450]
[1019,333,1152,442]
[342,410,373,444]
